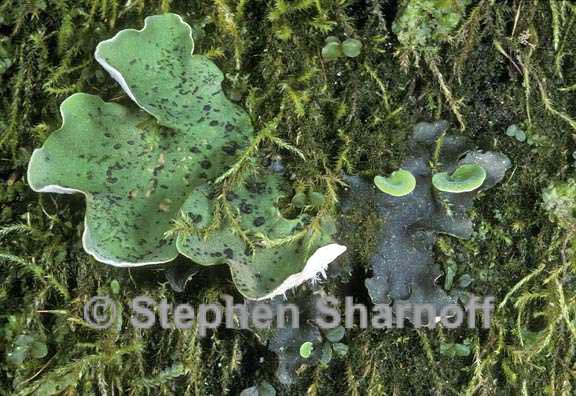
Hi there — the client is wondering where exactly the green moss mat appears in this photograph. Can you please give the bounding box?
[1,0,575,394]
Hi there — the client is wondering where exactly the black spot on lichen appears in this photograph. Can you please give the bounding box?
[246,181,266,194]
[239,201,253,214]
[222,141,240,156]
[187,213,202,223]
[200,160,212,169]
[253,217,265,227]
[223,248,234,259]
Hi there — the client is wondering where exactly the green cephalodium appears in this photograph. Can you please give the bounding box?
[373,169,416,197]
[299,342,314,359]
[324,36,340,44]
[341,38,362,57]
[506,124,526,142]
[432,164,487,193]
[321,41,342,60]
[321,37,362,60]
[26,13,346,300]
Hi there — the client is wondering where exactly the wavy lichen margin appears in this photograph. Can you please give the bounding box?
[26,93,177,268]
[94,14,193,120]
[27,14,346,300]
[28,13,253,267]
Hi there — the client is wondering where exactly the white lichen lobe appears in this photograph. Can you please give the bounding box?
[251,243,347,301]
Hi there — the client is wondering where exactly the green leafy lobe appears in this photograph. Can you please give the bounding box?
[321,41,342,60]
[27,14,345,299]
[374,169,416,197]
[506,124,527,142]
[341,38,362,57]
[176,172,341,299]
[432,164,486,193]
[28,14,253,266]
